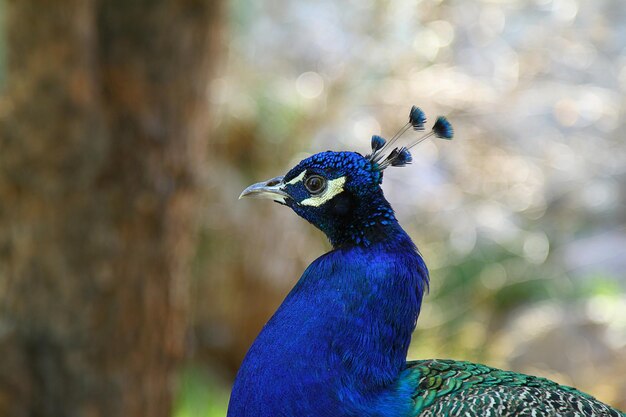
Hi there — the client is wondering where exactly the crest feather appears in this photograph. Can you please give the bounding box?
[366,106,453,172]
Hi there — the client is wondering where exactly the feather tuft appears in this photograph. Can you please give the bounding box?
[370,135,386,152]
[376,147,413,169]
[432,116,453,139]
[409,106,426,131]
[390,148,412,167]
[367,106,453,170]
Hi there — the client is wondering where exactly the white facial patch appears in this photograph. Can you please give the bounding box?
[300,176,346,207]
[286,170,306,185]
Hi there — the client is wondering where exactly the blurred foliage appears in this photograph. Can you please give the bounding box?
[196,0,626,410]
[175,365,229,417]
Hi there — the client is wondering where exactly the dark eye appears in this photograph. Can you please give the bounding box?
[304,175,326,194]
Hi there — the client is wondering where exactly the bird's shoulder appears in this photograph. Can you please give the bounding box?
[300,240,421,283]
[401,359,624,417]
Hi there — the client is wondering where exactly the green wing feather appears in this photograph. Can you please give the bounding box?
[404,359,624,417]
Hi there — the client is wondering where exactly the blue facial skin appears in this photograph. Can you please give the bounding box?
[228,151,429,417]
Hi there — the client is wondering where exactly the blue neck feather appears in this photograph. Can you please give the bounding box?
[228,217,429,416]
[325,192,398,248]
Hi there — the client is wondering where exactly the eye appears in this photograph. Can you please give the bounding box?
[304,175,326,195]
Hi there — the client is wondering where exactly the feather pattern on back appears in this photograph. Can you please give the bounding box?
[403,359,624,417]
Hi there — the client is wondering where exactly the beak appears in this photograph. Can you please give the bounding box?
[239,176,290,204]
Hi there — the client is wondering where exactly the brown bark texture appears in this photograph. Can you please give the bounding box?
[0,1,222,416]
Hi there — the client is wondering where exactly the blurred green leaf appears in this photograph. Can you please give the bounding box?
[174,365,229,417]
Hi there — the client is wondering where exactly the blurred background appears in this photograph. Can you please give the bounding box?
[0,0,624,416]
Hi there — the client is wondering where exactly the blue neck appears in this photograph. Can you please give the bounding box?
[228,222,428,416]
[318,189,400,249]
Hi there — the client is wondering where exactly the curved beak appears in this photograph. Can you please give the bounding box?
[239,176,290,204]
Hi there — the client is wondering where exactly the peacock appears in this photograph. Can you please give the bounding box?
[228,106,624,417]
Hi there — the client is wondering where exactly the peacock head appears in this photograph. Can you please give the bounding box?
[240,107,453,247]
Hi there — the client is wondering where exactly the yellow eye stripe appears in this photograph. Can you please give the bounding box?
[300,176,346,207]
[286,171,306,185]
[284,170,347,207]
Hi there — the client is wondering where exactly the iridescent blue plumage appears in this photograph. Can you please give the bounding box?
[228,230,428,416]
[231,107,624,417]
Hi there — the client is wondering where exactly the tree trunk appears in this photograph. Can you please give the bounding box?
[0,1,222,416]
